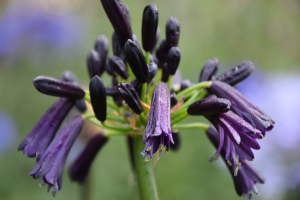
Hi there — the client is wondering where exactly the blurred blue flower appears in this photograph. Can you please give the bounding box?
[0,111,18,153]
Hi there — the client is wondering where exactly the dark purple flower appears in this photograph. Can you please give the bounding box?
[216,61,254,86]
[142,3,159,52]
[60,70,87,112]
[33,76,85,99]
[119,82,143,114]
[187,98,231,116]
[69,133,108,183]
[141,82,173,160]
[29,116,84,196]
[206,125,265,199]
[18,98,75,161]
[209,80,275,135]
[100,0,132,46]
[199,57,219,82]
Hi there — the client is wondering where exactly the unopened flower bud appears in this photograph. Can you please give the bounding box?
[89,76,107,122]
[147,62,158,83]
[112,77,123,107]
[216,61,254,86]
[124,39,148,83]
[33,76,85,99]
[94,35,109,74]
[187,98,231,116]
[105,63,116,77]
[131,78,142,93]
[112,32,125,60]
[151,28,160,53]
[108,56,129,79]
[170,131,181,151]
[199,57,219,82]
[105,85,120,97]
[170,92,178,107]
[161,63,169,82]
[142,3,159,52]
[180,80,192,91]
[166,16,180,48]
[156,39,169,64]
[87,49,103,79]
[100,0,132,46]
[150,54,159,65]
[119,82,143,114]
[167,47,181,75]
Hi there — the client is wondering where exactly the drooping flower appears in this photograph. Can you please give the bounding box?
[33,76,85,99]
[141,82,173,161]
[69,132,108,183]
[18,98,75,161]
[209,80,275,135]
[206,125,265,199]
[29,116,84,196]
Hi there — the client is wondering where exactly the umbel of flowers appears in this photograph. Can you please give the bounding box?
[18,0,275,199]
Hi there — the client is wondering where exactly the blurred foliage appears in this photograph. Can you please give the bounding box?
[0,0,299,200]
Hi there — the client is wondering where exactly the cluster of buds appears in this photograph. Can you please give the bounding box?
[18,0,274,199]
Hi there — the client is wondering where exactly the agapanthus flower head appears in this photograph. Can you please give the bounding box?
[86,49,103,79]
[100,0,132,46]
[124,39,149,83]
[60,70,87,112]
[108,55,129,79]
[206,125,265,199]
[94,35,109,73]
[18,98,75,161]
[89,76,107,122]
[33,76,85,99]
[216,61,254,86]
[199,57,219,82]
[167,47,181,75]
[69,132,108,184]
[209,80,275,135]
[118,82,143,114]
[142,3,159,52]
[142,82,173,161]
[166,16,180,48]
[29,116,84,197]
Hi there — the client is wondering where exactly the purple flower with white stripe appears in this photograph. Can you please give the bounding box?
[29,116,84,196]
[209,80,275,135]
[141,82,173,161]
[206,125,265,199]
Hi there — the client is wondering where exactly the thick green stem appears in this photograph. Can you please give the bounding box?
[133,136,159,200]
[177,81,212,99]
[172,122,209,131]
[168,75,173,90]
[145,51,150,64]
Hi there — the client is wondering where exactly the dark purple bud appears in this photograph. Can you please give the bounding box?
[112,32,125,60]
[119,82,143,114]
[167,47,181,75]
[180,79,192,91]
[123,3,131,23]
[147,62,158,83]
[216,61,255,86]
[131,78,142,93]
[87,49,102,79]
[94,35,109,75]
[100,0,132,46]
[188,98,231,116]
[105,85,120,97]
[156,39,169,64]
[112,77,123,107]
[108,55,129,79]
[18,98,75,160]
[142,82,173,160]
[124,39,148,83]
[142,3,159,52]
[170,92,178,107]
[170,131,181,151]
[61,70,87,112]
[150,54,159,65]
[166,16,180,48]
[199,57,219,82]
[161,63,169,82]
[132,34,141,47]
[33,76,85,99]
[69,133,108,183]
[29,116,84,196]
[89,76,107,122]
[105,63,116,77]
[151,28,160,53]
